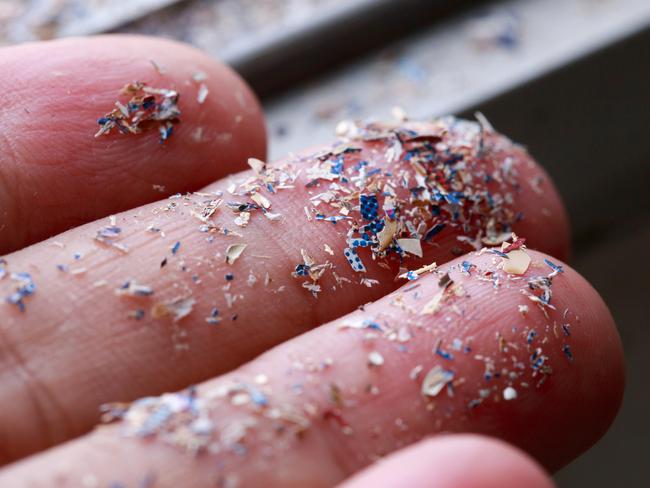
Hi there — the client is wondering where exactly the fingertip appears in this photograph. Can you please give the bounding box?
[339,434,554,488]
[525,252,624,469]
[459,250,624,470]
[506,143,571,263]
[0,34,267,251]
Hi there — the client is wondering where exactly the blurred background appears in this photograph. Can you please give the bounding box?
[2,0,648,485]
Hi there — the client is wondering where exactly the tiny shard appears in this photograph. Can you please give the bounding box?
[377,219,397,251]
[225,244,247,265]
[368,351,385,367]
[396,238,423,257]
[248,158,266,174]
[421,365,454,397]
[344,247,366,273]
[197,83,209,104]
[206,308,221,325]
[398,262,436,280]
[562,344,574,361]
[502,249,531,275]
[544,258,564,276]
[192,71,208,82]
[151,297,196,322]
[115,281,154,297]
[503,386,518,401]
[250,193,271,209]
[95,225,128,253]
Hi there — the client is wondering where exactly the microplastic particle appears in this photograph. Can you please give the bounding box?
[421,365,454,397]
[368,351,385,367]
[503,386,518,400]
[225,243,247,265]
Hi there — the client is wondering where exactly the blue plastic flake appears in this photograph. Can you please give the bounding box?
[344,247,366,272]
[530,352,546,371]
[120,281,154,296]
[315,214,348,223]
[405,271,418,281]
[248,387,268,407]
[350,238,371,249]
[159,123,174,143]
[331,157,344,175]
[294,263,310,276]
[364,219,385,235]
[359,194,379,221]
[142,98,155,110]
[355,160,369,171]
[171,241,181,255]
[468,399,482,409]
[97,225,122,238]
[461,260,473,275]
[544,258,564,274]
[5,272,36,312]
[526,329,537,344]
[424,223,446,241]
[436,347,454,361]
[225,273,234,281]
[362,320,382,330]
[443,192,463,205]
[562,344,574,361]
[490,249,509,258]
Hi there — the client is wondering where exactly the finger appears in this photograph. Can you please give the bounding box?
[338,434,554,488]
[0,118,570,462]
[0,249,623,487]
[0,35,266,253]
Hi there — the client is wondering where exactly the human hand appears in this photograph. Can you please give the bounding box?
[0,36,623,487]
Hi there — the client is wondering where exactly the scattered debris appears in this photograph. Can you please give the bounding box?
[225,244,247,265]
[95,81,181,143]
[5,272,36,312]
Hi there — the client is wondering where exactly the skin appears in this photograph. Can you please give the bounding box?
[0,35,624,487]
[339,435,555,488]
[0,36,266,253]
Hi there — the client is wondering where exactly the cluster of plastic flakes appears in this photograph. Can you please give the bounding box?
[101,387,218,453]
[5,272,36,312]
[306,117,523,275]
[95,82,181,143]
